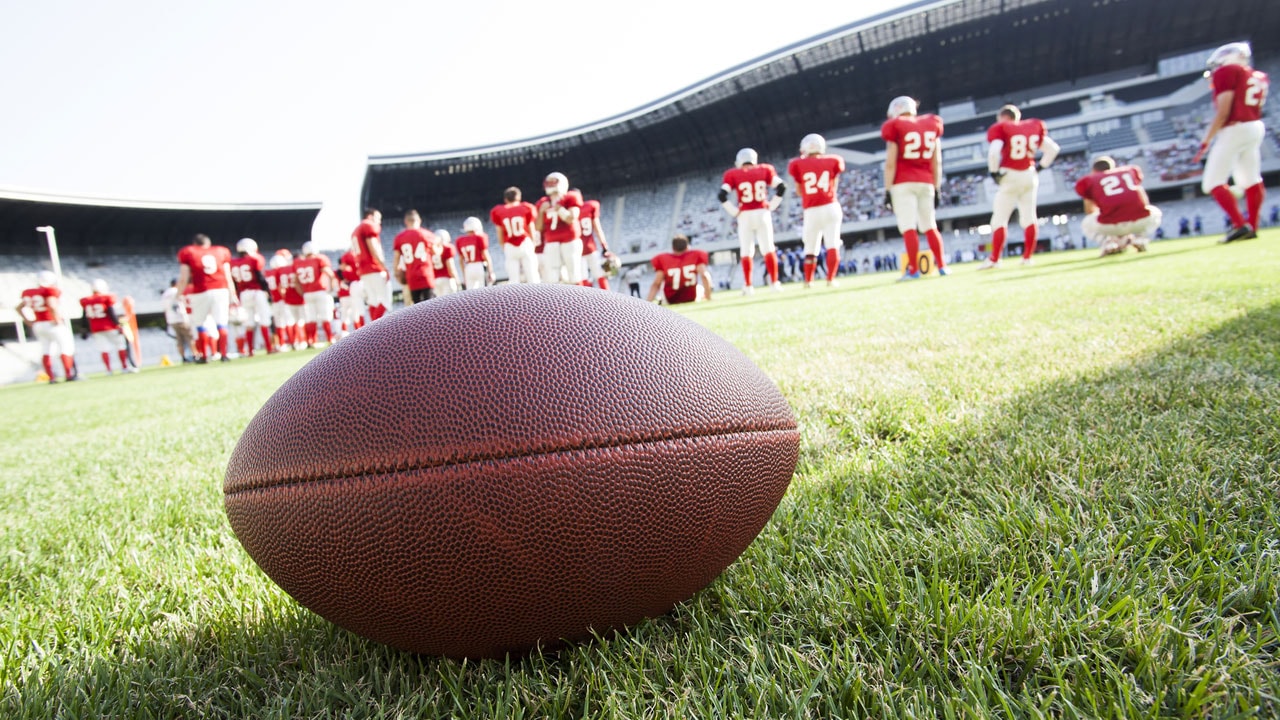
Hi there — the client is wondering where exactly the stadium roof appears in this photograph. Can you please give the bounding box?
[0,188,321,255]
[365,0,1279,215]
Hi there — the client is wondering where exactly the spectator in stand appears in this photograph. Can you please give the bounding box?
[1194,215,1203,234]
[1179,217,1190,236]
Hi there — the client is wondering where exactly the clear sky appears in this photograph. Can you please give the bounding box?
[0,0,908,245]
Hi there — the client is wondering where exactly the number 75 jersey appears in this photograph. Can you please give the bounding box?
[880,113,944,185]
[787,154,845,209]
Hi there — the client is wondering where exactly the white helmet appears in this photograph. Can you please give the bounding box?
[269,254,290,270]
[91,279,109,294]
[435,229,451,244]
[300,241,316,256]
[37,271,57,288]
[1206,42,1251,71]
[799,134,826,155]
[735,148,758,168]
[462,216,483,234]
[236,237,258,254]
[544,172,568,198]
[886,96,918,118]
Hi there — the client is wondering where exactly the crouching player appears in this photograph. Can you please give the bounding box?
[79,279,137,374]
[1075,156,1162,256]
[647,234,713,305]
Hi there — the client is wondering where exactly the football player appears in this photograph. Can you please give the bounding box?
[350,208,390,320]
[430,230,460,296]
[534,172,584,284]
[647,234,713,305]
[391,210,436,305]
[20,271,78,382]
[787,133,845,288]
[981,105,1060,268]
[576,192,617,289]
[176,233,237,362]
[229,237,274,355]
[278,250,307,350]
[720,148,784,294]
[337,250,364,335]
[881,96,948,280]
[161,278,194,362]
[1194,42,1270,243]
[456,217,495,290]
[1075,156,1162,256]
[79,279,135,374]
[292,242,337,347]
[490,187,541,284]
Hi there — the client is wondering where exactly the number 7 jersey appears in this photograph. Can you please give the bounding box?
[880,114,944,185]
[787,154,845,209]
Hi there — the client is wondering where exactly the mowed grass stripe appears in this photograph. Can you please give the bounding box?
[2,233,1277,718]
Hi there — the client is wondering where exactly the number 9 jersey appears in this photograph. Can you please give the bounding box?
[880,114,944,185]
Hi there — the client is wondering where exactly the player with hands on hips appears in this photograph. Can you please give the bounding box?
[787,133,845,288]
[1194,42,1270,243]
[648,234,713,305]
[79,279,136,374]
[720,148,784,294]
[456,217,495,290]
[534,172,584,284]
[176,232,237,362]
[1075,156,1162,256]
[391,210,437,306]
[981,105,1060,268]
[21,271,78,382]
[881,96,949,280]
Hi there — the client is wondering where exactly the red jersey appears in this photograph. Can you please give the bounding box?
[431,244,457,281]
[787,155,845,209]
[338,251,359,282]
[20,286,59,322]
[1074,166,1151,224]
[177,244,232,292]
[350,220,384,276]
[651,249,708,305]
[293,256,333,294]
[721,164,780,212]
[578,200,602,254]
[455,233,489,264]
[1211,64,1270,124]
[986,118,1048,171]
[278,266,304,305]
[490,202,537,246]
[229,252,267,293]
[395,228,437,291]
[536,191,583,244]
[881,114,944,185]
[79,293,120,333]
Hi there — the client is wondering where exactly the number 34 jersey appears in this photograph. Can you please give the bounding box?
[787,155,845,209]
[880,114,944,185]
[987,118,1048,172]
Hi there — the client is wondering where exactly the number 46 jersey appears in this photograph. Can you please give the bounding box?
[987,118,1048,172]
[787,154,845,209]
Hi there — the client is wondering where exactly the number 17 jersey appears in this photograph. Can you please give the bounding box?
[787,155,845,209]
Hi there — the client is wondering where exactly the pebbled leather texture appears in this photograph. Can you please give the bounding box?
[225,283,799,659]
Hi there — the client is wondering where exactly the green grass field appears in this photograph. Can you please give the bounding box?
[3,234,1278,719]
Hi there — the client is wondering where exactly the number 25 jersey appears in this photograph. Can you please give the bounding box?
[880,114,944,185]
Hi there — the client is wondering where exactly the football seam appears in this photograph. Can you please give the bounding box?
[225,425,799,495]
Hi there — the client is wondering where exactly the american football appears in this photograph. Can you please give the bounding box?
[223,284,799,658]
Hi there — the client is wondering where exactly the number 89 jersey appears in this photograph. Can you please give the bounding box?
[787,154,845,209]
[881,114,944,185]
[721,164,780,212]
[986,118,1048,172]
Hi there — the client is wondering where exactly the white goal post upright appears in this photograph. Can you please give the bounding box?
[34,224,75,340]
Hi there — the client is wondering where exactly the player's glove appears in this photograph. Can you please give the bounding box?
[934,190,941,209]
[774,184,786,198]
[717,188,729,203]
[989,171,1003,185]
[883,191,893,210]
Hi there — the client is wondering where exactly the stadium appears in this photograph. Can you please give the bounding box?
[3,0,1279,716]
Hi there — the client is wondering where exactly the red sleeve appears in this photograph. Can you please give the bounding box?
[763,164,778,183]
[1037,120,1048,137]
[880,120,897,143]
[986,124,1002,143]
[1133,166,1144,184]
[933,115,944,136]
[489,206,501,225]
[697,250,710,265]
[1074,175,1091,200]
[834,156,846,173]
[563,192,582,209]
[177,247,190,266]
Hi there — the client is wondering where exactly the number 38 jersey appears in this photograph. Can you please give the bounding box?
[1074,165,1150,224]
[176,244,232,292]
[721,164,780,212]
[787,155,845,209]
[881,114,944,185]
[986,118,1048,172]
[1211,64,1269,124]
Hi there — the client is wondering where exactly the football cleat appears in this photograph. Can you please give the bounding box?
[886,96,918,118]
[462,217,484,234]
[771,281,783,292]
[1220,225,1255,243]
[977,260,1001,271]
[735,148,758,168]
[937,267,951,276]
[1021,258,1034,266]
[799,134,826,156]
[826,279,839,288]
[897,271,921,282]
[543,172,568,198]
[741,285,754,296]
